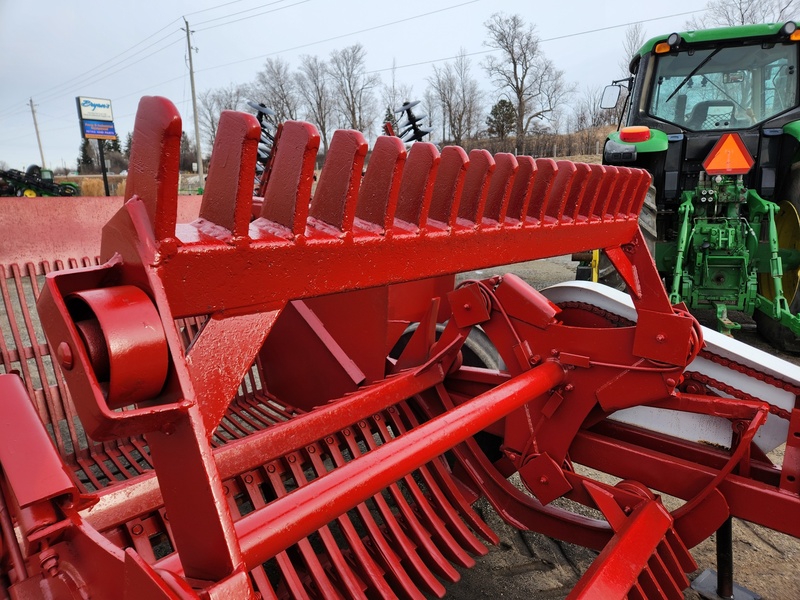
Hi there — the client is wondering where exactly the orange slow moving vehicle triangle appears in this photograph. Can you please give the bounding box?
[702,132,755,175]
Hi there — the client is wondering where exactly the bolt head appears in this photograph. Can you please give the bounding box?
[57,342,73,370]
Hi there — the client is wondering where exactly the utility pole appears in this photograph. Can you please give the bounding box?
[183,18,204,185]
[29,98,46,169]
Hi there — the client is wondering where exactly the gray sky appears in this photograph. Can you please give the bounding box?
[0,0,704,171]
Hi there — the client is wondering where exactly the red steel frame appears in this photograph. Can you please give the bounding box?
[0,95,796,599]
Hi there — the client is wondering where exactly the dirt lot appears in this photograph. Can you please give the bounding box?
[450,256,800,600]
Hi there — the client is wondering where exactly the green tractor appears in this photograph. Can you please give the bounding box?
[0,165,79,197]
[599,21,800,349]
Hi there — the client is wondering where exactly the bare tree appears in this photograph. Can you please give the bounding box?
[251,57,301,123]
[381,60,415,129]
[329,44,381,136]
[483,13,573,155]
[570,86,618,154]
[686,0,799,27]
[423,87,442,144]
[296,54,333,154]
[197,83,248,150]
[427,50,482,146]
[619,22,645,76]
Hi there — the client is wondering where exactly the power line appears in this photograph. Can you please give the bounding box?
[194,0,482,74]
[184,0,258,18]
[195,0,309,32]
[366,9,706,75]
[0,0,291,119]
[193,0,291,27]
[0,20,182,118]
[0,32,184,121]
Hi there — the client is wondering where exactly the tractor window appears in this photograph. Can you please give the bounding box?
[648,43,798,130]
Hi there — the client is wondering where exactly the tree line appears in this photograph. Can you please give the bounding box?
[74,1,800,173]
[196,12,618,162]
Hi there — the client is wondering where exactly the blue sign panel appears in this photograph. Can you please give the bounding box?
[83,119,117,140]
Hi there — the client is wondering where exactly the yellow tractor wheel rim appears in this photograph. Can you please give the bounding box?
[22,189,37,197]
[759,200,800,304]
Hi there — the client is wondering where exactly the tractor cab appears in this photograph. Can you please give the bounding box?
[601,22,800,347]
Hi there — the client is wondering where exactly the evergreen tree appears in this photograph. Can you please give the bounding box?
[77,139,94,173]
[179,132,197,172]
[486,99,517,141]
[383,105,398,136]
[106,136,122,153]
[124,132,133,159]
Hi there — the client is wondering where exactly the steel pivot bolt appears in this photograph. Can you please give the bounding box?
[656,334,666,343]
[539,476,549,485]
[57,342,73,370]
[39,548,60,577]
[131,524,144,536]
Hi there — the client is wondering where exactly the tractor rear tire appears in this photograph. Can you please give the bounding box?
[755,199,800,352]
[595,186,658,290]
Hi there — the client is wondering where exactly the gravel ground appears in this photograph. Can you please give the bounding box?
[449,256,800,600]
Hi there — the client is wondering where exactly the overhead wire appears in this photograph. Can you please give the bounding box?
[194,0,481,73]
[192,0,292,27]
[0,19,183,119]
[1,2,706,159]
[366,9,706,74]
[0,0,288,119]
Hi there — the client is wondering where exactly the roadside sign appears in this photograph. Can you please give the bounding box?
[77,97,114,122]
[76,96,117,140]
[82,119,117,140]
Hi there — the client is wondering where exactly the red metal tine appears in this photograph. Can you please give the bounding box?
[284,450,370,599]
[122,96,182,242]
[592,165,619,220]
[242,469,311,599]
[371,412,476,568]
[249,568,279,600]
[563,162,592,222]
[607,166,634,219]
[395,142,440,231]
[355,135,406,232]
[483,153,519,225]
[310,129,368,233]
[357,417,461,582]
[323,435,428,600]
[388,404,494,553]
[258,121,320,236]
[544,161,578,223]
[457,149,495,225]
[626,169,652,218]
[428,145,469,228]
[338,427,447,597]
[506,155,537,224]
[578,164,606,221]
[264,458,345,600]
[198,111,262,239]
[648,553,684,600]
[529,159,557,223]
[305,446,399,600]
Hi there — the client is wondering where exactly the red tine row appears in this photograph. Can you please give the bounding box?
[125,98,649,247]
